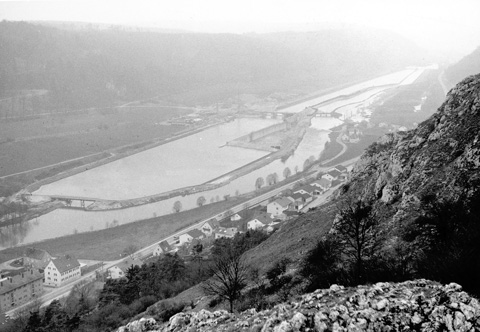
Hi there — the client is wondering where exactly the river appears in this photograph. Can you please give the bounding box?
[0,67,427,249]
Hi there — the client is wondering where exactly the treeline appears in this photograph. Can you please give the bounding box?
[0,21,424,114]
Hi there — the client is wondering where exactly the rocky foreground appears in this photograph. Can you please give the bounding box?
[117,279,480,332]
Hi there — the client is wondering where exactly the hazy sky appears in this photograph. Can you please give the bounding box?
[1,0,479,59]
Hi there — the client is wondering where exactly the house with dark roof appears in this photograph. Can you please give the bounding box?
[214,227,238,239]
[311,178,332,192]
[107,258,143,279]
[44,255,81,287]
[293,184,317,196]
[267,197,293,217]
[178,229,205,245]
[200,219,221,236]
[153,240,174,256]
[0,269,43,312]
[23,247,52,269]
[247,212,274,230]
[334,165,348,173]
[322,169,342,181]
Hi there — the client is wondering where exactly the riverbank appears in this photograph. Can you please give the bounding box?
[0,198,244,263]
[25,121,223,195]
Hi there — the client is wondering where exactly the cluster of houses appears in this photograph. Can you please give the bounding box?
[0,164,351,312]
[341,125,363,143]
[134,164,350,272]
[0,248,82,311]
[267,164,348,217]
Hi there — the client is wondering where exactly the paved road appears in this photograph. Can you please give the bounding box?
[4,171,320,316]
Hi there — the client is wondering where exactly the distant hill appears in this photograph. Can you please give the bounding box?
[0,21,425,111]
[446,45,480,85]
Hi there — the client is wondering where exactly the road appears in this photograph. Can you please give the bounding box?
[5,157,360,317]
[438,70,453,96]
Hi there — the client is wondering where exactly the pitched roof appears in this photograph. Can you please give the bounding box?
[216,227,238,237]
[51,255,80,273]
[250,212,273,225]
[24,247,50,260]
[294,184,315,194]
[158,240,172,252]
[291,192,311,200]
[273,197,293,208]
[316,178,332,188]
[187,229,205,239]
[0,269,43,295]
[334,164,347,172]
[328,169,342,177]
[204,219,220,228]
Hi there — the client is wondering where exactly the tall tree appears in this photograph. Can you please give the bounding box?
[255,177,264,189]
[334,200,381,283]
[202,247,249,313]
[173,200,182,213]
[197,196,206,207]
[283,167,292,179]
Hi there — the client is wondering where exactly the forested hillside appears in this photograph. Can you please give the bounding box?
[0,21,425,114]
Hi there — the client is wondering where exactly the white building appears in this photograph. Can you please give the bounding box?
[267,197,293,217]
[178,229,205,245]
[153,241,174,256]
[44,256,81,287]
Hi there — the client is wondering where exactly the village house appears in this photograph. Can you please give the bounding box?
[178,229,205,245]
[107,258,143,279]
[333,164,348,174]
[293,184,317,196]
[153,241,174,256]
[247,213,273,230]
[267,197,293,217]
[200,219,220,236]
[214,227,238,239]
[311,178,332,192]
[44,256,81,287]
[322,169,342,182]
[23,247,52,269]
[0,269,44,312]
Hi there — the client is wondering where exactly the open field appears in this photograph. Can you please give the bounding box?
[369,69,445,127]
[0,106,192,177]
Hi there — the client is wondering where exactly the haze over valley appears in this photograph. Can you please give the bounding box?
[0,1,480,331]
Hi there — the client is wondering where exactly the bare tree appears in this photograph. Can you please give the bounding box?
[334,200,381,283]
[202,248,249,312]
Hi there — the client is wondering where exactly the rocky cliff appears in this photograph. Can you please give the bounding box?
[341,73,480,226]
[117,280,480,332]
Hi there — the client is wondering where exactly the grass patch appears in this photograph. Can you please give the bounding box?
[318,131,342,163]
[324,134,380,167]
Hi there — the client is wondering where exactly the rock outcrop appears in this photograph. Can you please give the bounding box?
[117,280,480,332]
[340,73,480,226]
